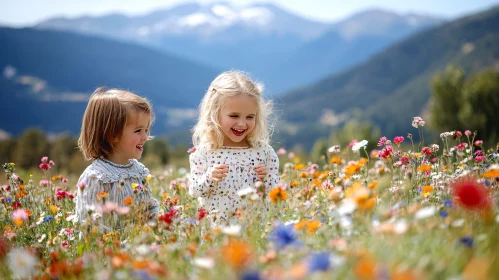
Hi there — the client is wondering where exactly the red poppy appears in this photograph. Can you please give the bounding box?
[451,176,491,210]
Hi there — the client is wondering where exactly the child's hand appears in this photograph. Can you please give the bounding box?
[211,164,229,182]
[254,164,268,180]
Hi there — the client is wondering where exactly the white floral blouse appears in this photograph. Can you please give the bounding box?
[188,144,280,223]
[75,158,160,231]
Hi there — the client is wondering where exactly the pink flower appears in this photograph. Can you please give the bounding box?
[12,209,28,221]
[456,143,468,151]
[475,156,485,163]
[455,131,462,138]
[400,156,410,165]
[39,180,49,187]
[464,130,471,136]
[348,139,358,148]
[39,163,51,170]
[288,152,295,159]
[431,144,440,152]
[412,116,426,128]
[77,181,86,191]
[276,148,287,156]
[474,140,483,147]
[421,147,432,156]
[187,146,197,153]
[377,136,387,147]
[49,160,55,166]
[393,136,404,145]
[41,156,48,163]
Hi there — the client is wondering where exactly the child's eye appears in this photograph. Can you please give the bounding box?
[247,116,255,119]
[230,115,238,118]
[135,129,141,133]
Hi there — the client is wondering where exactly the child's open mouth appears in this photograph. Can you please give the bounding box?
[136,144,144,151]
[231,128,246,137]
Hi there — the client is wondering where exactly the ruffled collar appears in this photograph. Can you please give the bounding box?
[99,157,134,168]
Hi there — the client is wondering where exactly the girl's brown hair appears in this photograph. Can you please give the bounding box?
[78,87,154,160]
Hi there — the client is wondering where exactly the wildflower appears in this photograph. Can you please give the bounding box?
[421,147,432,156]
[393,136,404,146]
[222,239,253,269]
[474,140,483,147]
[77,181,85,191]
[475,156,485,163]
[158,207,178,225]
[308,252,331,272]
[39,180,49,187]
[454,131,463,139]
[41,156,48,163]
[96,191,109,201]
[123,197,133,205]
[412,116,425,128]
[421,185,434,197]
[431,144,440,152]
[327,145,340,154]
[39,162,51,170]
[377,136,387,147]
[187,146,197,153]
[417,165,432,173]
[352,140,368,151]
[197,208,207,221]
[414,206,436,219]
[192,257,215,269]
[451,176,491,210]
[221,225,242,236]
[330,157,342,164]
[12,209,28,226]
[276,148,287,155]
[269,187,287,203]
[7,248,38,279]
[483,169,499,178]
[460,236,473,248]
[270,224,298,248]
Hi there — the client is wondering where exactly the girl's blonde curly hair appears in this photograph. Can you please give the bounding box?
[192,70,274,150]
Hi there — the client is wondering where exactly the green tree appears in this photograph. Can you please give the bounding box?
[0,139,17,164]
[429,65,466,131]
[430,66,499,146]
[13,128,49,170]
[49,134,79,174]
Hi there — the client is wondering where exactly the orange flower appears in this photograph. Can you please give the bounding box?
[96,191,109,199]
[330,157,342,164]
[483,170,499,178]
[295,164,306,170]
[306,220,321,234]
[417,165,431,172]
[354,258,377,279]
[269,187,287,203]
[421,185,433,197]
[368,181,378,189]
[290,181,298,188]
[222,239,253,269]
[123,197,133,205]
[299,172,309,178]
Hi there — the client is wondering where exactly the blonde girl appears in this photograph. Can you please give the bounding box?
[189,70,280,225]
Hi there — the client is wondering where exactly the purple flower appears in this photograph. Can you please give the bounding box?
[270,224,297,248]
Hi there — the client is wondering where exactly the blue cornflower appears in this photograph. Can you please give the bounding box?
[484,179,491,186]
[242,270,261,280]
[43,216,54,223]
[270,224,297,248]
[460,236,473,248]
[6,197,12,203]
[439,210,448,218]
[308,252,331,272]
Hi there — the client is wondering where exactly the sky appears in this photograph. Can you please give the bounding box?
[1,0,499,26]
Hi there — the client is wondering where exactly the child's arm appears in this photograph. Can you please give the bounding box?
[263,146,280,191]
[188,147,218,198]
[75,172,104,223]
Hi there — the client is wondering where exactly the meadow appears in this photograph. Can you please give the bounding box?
[0,117,498,279]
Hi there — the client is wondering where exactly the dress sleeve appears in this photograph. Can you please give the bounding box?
[75,169,104,223]
[188,146,216,198]
[263,145,280,191]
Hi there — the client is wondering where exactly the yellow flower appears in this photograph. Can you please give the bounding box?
[295,164,306,170]
[50,205,59,213]
[131,183,139,189]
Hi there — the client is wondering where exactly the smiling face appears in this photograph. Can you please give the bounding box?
[219,94,258,147]
[107,112,151,165]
